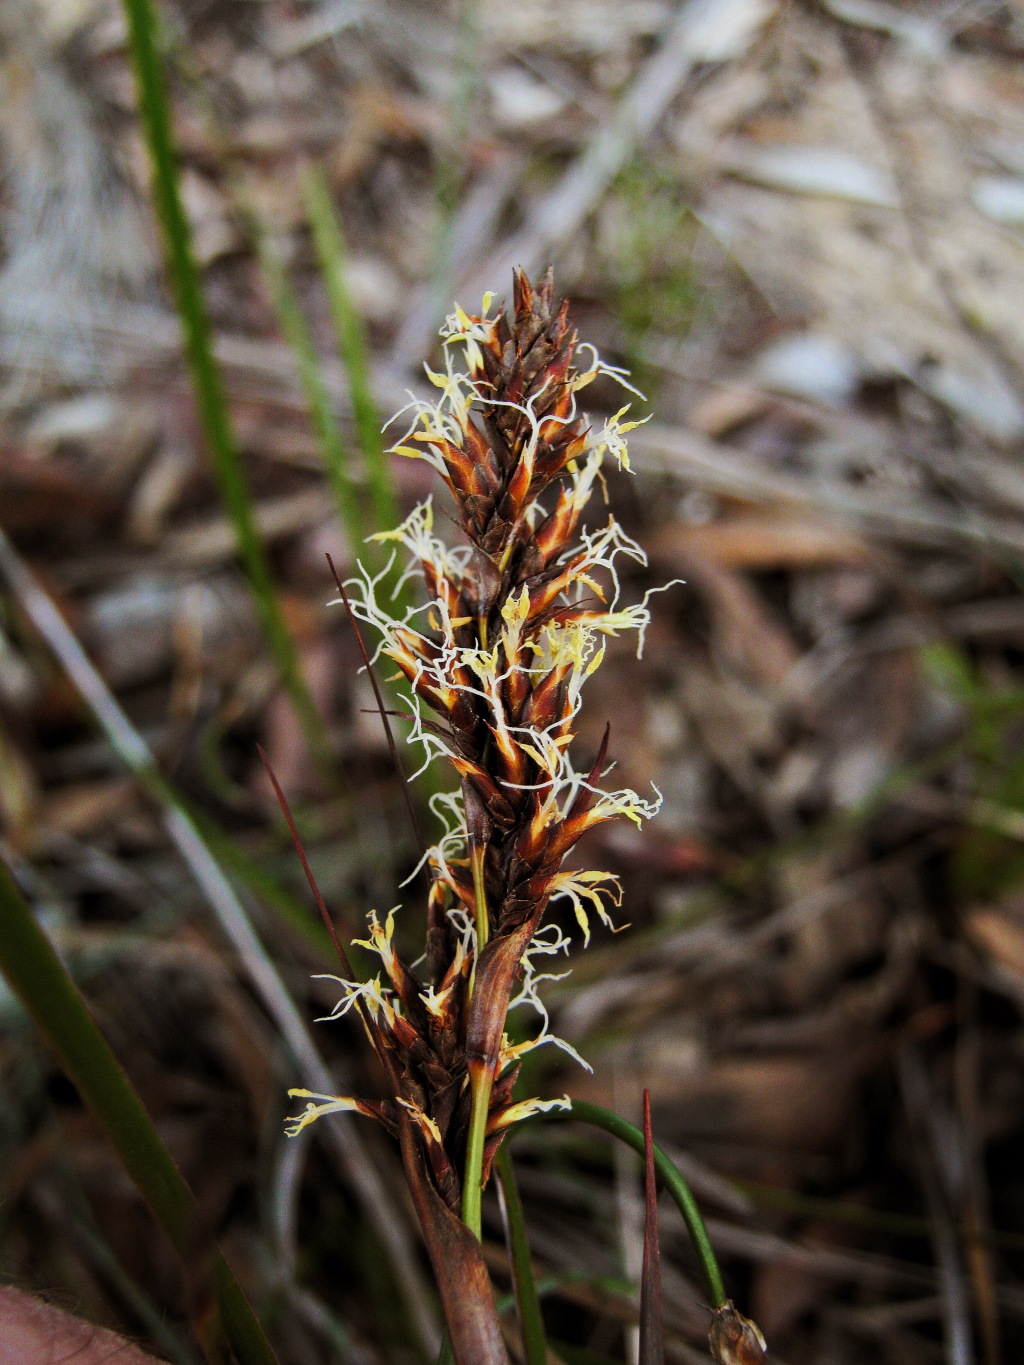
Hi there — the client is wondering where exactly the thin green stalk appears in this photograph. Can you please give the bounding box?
[462,842,494,1243]
[250,209,446,832]
[297,165,457,816]
[538,1100,728,1310]
[0,860,280,1365]
[495,1145,548,1365]
[470,846,490,950]
[120,0,336,783]
[461,1062,493,1240]
[300,164,398,537]
[251,221,367,561]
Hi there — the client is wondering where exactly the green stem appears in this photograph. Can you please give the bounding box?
[540,1100,728,1310]
[462,841,493,1241]
[0,860,280,1365]
[461,1063,494,1240]
[470,846,490,951]
[495,1146,548,1365]
[120,0,335,783]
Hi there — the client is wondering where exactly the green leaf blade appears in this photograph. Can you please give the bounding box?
[120,0,335,782]
[301,164,399,536]
[0,860,280,1365]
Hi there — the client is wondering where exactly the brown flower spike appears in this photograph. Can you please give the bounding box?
[287,270,667,1363]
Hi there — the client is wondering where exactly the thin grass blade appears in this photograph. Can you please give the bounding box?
[119,0,335,780]
[0,860,280,1365]
[298,178,461,812]
[639,1090,665,1365]
[300,163,399,535]
[251,221,367,564]
[495,1145,549,1365]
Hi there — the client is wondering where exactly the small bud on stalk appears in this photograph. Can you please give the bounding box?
[709,1303,768,1365]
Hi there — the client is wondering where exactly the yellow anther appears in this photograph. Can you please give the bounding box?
[284,1090,361,1137]
[397,1098,444,1147]
[486,1095,571,1135]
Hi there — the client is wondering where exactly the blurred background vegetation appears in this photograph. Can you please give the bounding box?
[3,0,1024,1361]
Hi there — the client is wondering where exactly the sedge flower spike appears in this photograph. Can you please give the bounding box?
[287,270,666,1364]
